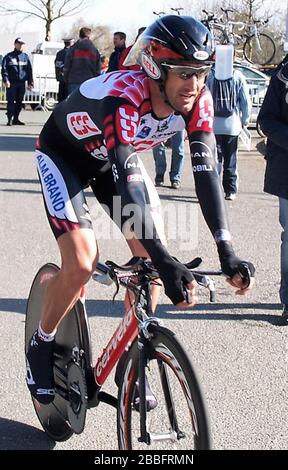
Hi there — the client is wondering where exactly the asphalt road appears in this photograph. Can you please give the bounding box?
[0,109,287,450]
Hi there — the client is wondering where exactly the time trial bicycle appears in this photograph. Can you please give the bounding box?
[25,256,233,450]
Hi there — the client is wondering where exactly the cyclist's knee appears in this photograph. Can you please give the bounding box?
[62,253,98,288]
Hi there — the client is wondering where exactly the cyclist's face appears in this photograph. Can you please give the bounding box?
[164,65,209,113]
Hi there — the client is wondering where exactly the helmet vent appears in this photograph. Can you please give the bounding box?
[204,34,209,46]
[179,37,188,50]
[158,18,175,38]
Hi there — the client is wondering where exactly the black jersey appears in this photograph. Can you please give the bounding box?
[36,70,229,268]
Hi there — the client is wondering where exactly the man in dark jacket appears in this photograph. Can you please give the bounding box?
[63,27,100,94]
[258,63,288,322]
[54,38,74,102]
[1,37,33,125]
[107,31,126,72]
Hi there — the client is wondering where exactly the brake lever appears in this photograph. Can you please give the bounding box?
[183,286,193,304]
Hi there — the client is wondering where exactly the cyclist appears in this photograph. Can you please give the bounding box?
[26,15,255,404]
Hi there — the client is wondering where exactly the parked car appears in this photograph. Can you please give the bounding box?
[234,63,270,125]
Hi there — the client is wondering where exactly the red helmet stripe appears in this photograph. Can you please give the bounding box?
[147,41,183,60]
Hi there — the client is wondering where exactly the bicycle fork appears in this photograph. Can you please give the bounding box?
[137,322,184,445]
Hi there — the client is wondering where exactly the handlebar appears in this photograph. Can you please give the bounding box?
[93,257,223,303]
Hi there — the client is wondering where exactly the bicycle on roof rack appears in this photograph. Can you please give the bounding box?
[201,7,276,66]
[25,256,240,449]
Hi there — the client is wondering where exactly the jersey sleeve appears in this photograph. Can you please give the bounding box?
[185,87,231,243]
[102,97,171,265]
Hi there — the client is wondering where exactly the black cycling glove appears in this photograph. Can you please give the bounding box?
[217,241,255,283]
[156,256,195,305]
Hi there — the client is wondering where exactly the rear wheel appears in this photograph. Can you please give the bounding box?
[243,33,276,65]
[25,263,91,441]
[117,325,210,450]
[211,25,229,46]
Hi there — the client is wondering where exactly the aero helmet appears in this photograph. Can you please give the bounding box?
[124,15,214,82]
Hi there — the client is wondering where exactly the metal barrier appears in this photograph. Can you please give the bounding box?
[0,74,58,111]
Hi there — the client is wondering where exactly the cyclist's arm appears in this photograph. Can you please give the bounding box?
[185,89,255,282]
[185,90,230,245]
[102,100,169,263]
[102,99,194,304]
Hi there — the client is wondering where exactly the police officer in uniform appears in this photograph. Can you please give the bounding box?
[1,37,33,125]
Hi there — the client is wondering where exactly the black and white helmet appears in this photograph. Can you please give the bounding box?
[124,15,214,82]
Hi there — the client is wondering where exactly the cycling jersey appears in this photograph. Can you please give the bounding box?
[36,70,229,269]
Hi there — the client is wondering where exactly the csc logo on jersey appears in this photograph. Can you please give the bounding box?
[67,112,101,140]
[196,95,213,130]
[186,91,213,135]
[115,105,139,144]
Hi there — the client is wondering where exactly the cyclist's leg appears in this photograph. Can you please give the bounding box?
[40,229,98,333]
[26,146,98,404]
[35,147,99,330]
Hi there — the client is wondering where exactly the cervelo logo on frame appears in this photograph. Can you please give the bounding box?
[95,308,134,378]
[141,52,161,80]
[116,105,139,143]
[67,112,101,140]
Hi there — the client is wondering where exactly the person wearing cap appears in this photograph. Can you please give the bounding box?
[1,37,33,125]
[55,38,74,102]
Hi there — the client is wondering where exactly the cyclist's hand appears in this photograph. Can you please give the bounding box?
[217,241,255,295]
[176,279,198,308]
[226,261,255,295]
[158,257,197,307]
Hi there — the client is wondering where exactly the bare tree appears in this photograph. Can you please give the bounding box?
[0,0,92,41]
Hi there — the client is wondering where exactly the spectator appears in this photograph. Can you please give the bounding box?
[107,31,126,72]
[206,65,251,200]
[54,38,74,103]
[1,37,33,126]
[258,62,288,322]
[63,27,100,94]
[119,27,146,70]
[153,131,185,189]
[100,55,109,74]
